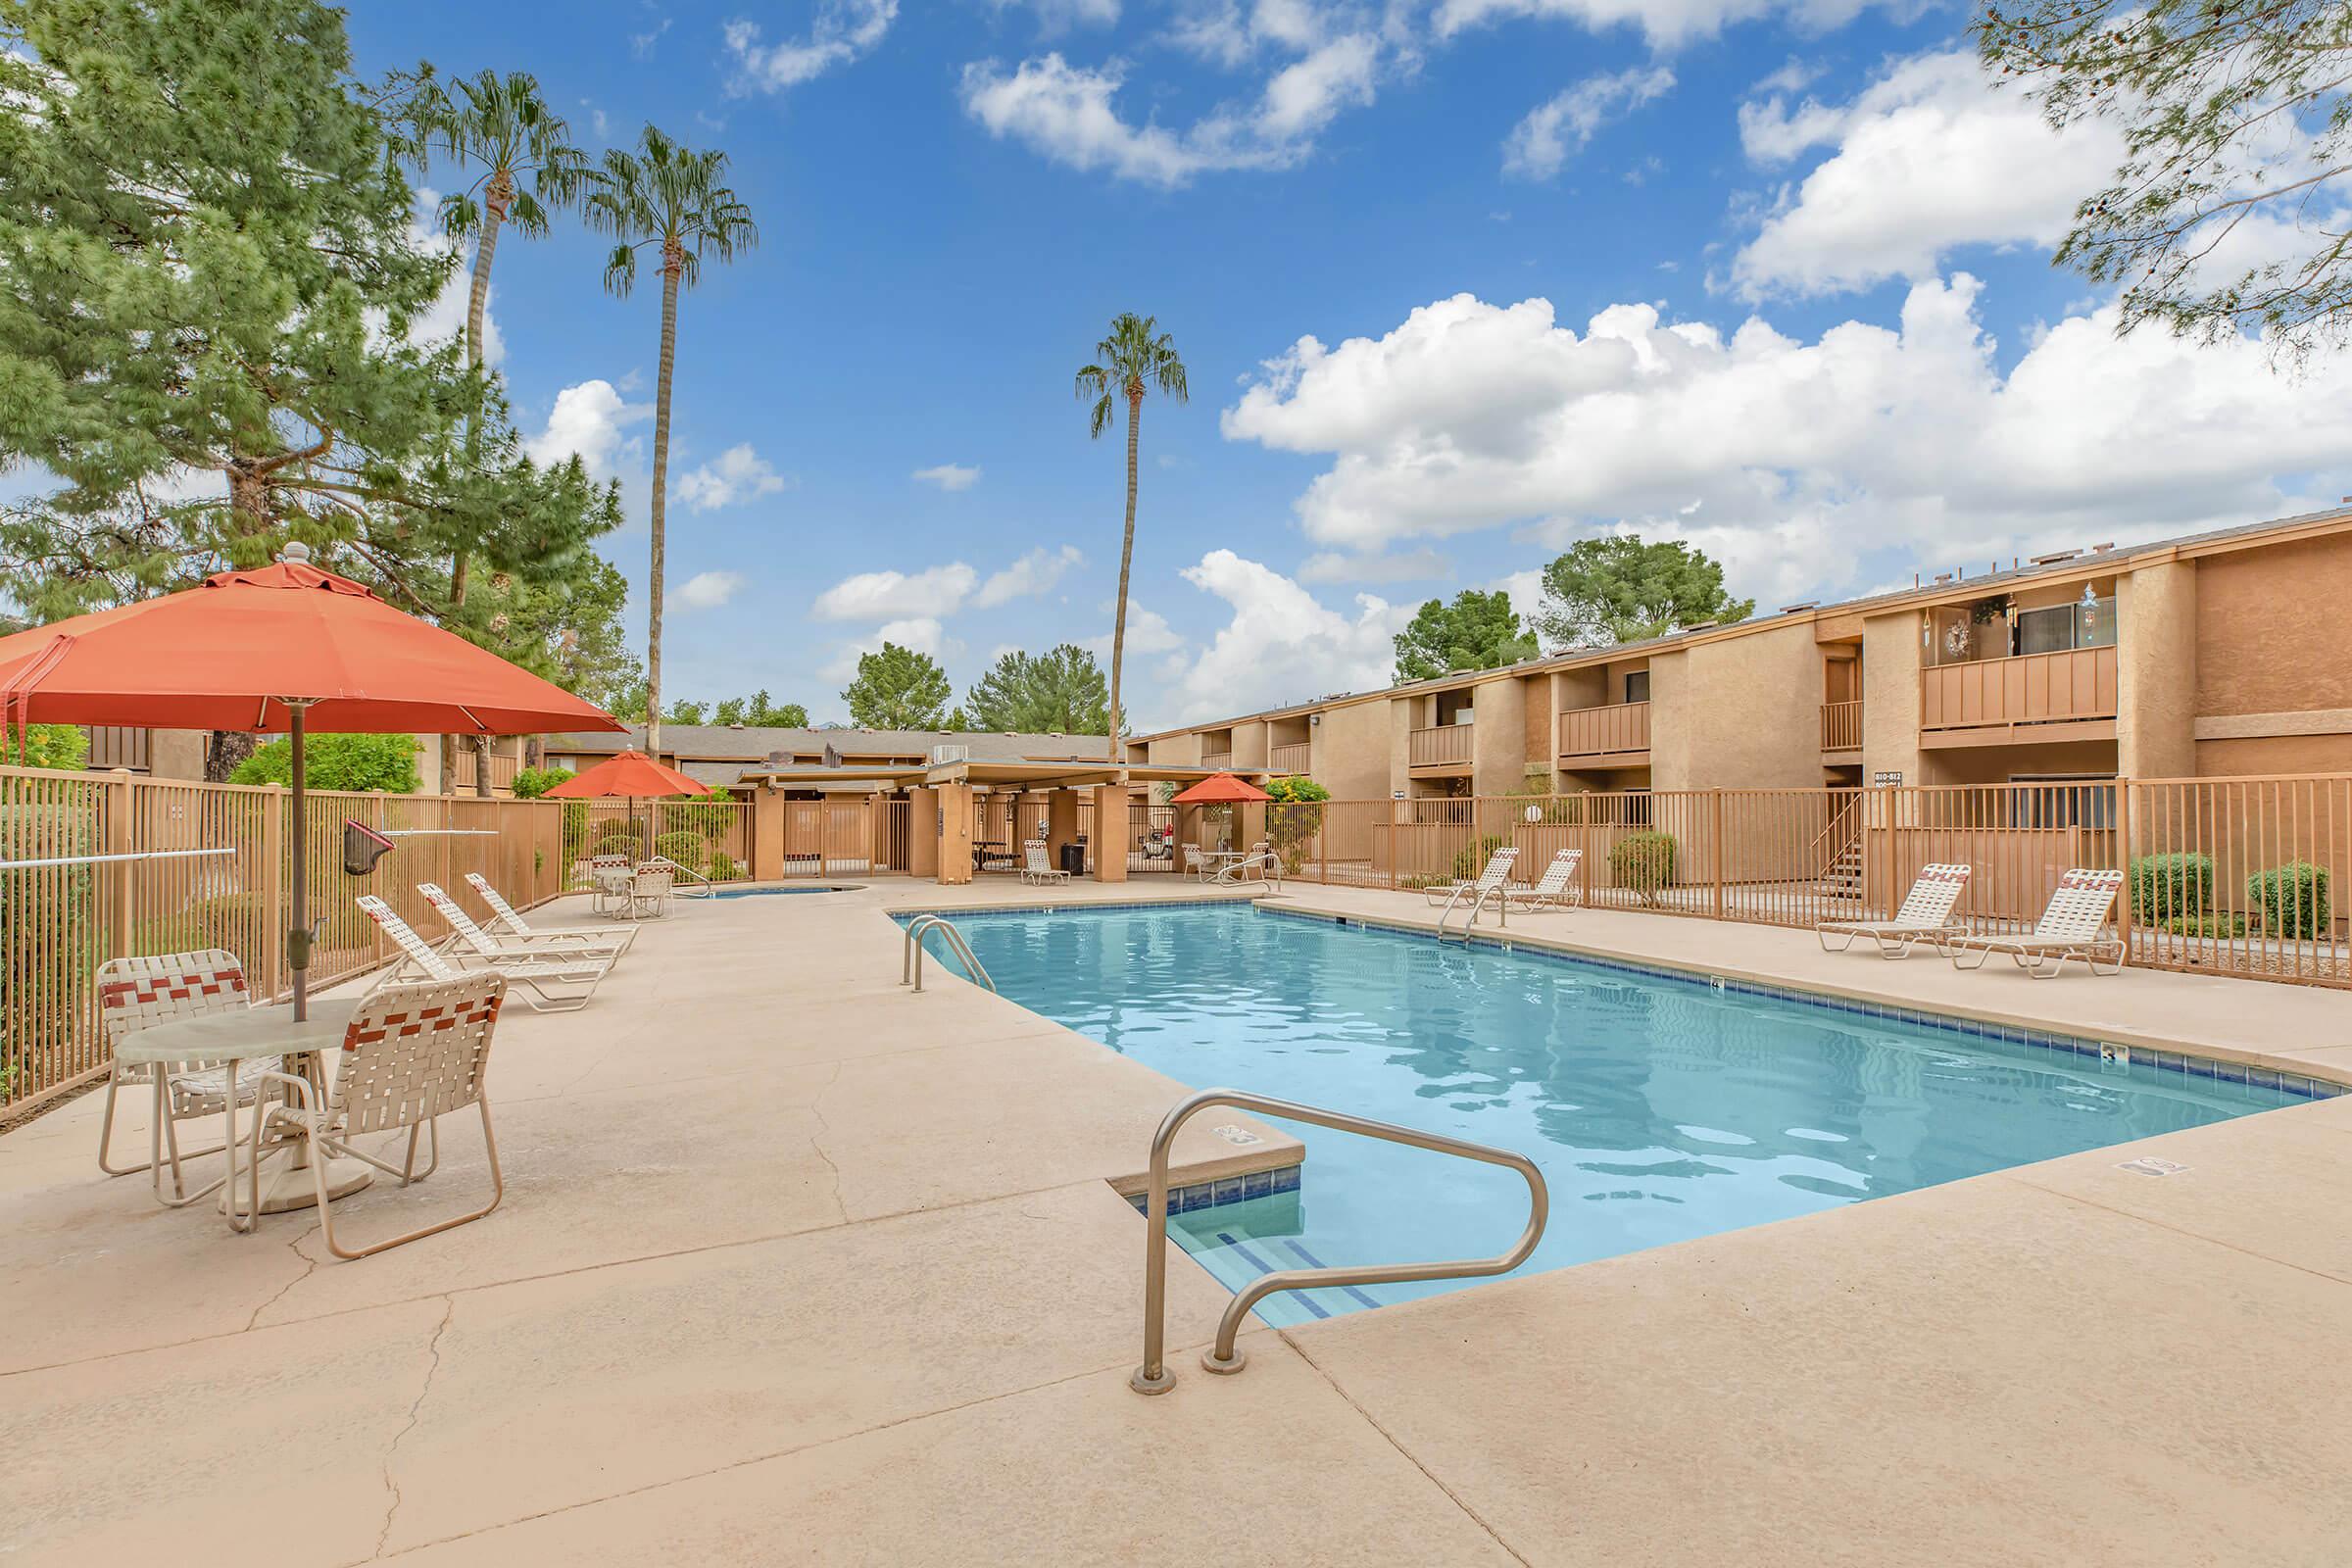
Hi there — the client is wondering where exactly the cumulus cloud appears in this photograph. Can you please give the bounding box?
[912,463,983,491]
[1083,597,1185,660]
[675,443,790,512]
[1434,0,1898,51]
[1298,548,1451,584]
[1502,66,1675,180]
[975,544,1082,607]
[1221,277,2352,605]
[1730,50,2123,297]
[725,2,897,92]
[1164,551,1413,721]
[817,616,961,683]
[667,569,744,611]
[525,379,650,479]
[812,563,980,621]
[990,0,1121,29]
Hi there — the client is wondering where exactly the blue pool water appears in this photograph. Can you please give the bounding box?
[916,904,2314,1324]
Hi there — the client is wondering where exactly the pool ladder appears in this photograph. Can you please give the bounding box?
[1130,1088,1549,1395]
[1435,879,1507,943]
[900,914,996,994]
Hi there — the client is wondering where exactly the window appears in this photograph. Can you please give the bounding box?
[2009,774,2115,830]
[2017,592,2116,657]
[1623,670,1650,705]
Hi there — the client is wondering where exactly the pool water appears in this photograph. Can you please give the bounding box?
[916,904,2312,1325]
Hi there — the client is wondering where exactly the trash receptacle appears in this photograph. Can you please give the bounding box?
[1060,841,1086,875]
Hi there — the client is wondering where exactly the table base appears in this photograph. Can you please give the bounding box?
[220,1150,375,1217]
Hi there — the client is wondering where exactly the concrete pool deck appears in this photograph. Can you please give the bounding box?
[4,877,2348,1564]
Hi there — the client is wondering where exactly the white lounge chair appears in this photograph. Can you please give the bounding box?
[418,883,625,974]
[1213,847,1284,887]
[1020,840,1072,886]
[357,896,605,1011]
[1423,846,1519,906]
[92,949,285,1204]
[1948,869,2126,978]
[1818,862,1973,957]
[1504,849,1583,911]
[465,872,639,956]
[247,973,505,1258]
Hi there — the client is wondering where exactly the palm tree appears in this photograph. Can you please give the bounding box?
[413,69,588,793]
[584,126,757,754]
[1076,315,1187,755]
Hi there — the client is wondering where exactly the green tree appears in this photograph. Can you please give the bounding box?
[710,691,809,727]
[1076,315,1187,760]
[0,725,90,770]
[965,644,1110,734]
[1979,2,2352,358]
[842,642,951,729]
[488,554,641,718]
[230,733,421,792]
[1534,538,1754,649]
[509,765,574,799]
[1393,589,1539,682]
[406,68,589,795]
[663,698,709,725]
[585,125,758,754]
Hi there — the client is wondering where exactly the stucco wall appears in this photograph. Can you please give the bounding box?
[1920,739,2119,786]
[1862,610,1925,786]
[1650,620,1821,791]
[1313,698,1395,798]
[1473,675,1530,795]
[1145,733,1201,767]
[2117,560,2197,778]
[2197,733,2352,775]
[148,728,208,781]
[2195,532,2352,717]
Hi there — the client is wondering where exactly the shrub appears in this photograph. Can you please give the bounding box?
[707,851,741,881]
[2159,912,2246,939]
[1264,776,1331,806]
[2129,853,2213,920]
[2248,861,2331,940]
[230,732,419,792]
[1450,833,1507,882]
[590,827,644,860]
[1265,779,1331,874]
[1609,831,1677,906]
[654,830,705,873]
[2,724,89,770]
[510,766,574,800]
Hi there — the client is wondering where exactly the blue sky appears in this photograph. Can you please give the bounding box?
[332,0,2351,729]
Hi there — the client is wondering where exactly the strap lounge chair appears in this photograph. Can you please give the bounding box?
[92,950,285,1204]
[418,883,625,974]
[1020,840,1072,886]
[465,872,639,956]
[358,896,605,1012]
[246,974,505,1258]
[1504,849,1583,911]
[1947,869,2126,978]
[1424,846,1519,906]
[1818,862,1974,957]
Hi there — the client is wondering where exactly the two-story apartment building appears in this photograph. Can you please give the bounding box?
[1130,505,2352,800]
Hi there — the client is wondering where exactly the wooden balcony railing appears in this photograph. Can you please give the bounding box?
[84,725,151,772]
[1201,752,1233,772]
[1820,700,1863,752]
[1920,646,2118,733]
[453,748,522,792]
[1269,741,1312,774]
[1556,701,1649,760]
[1408,722,1474,769]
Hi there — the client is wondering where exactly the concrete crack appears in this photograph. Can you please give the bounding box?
[374,1295,456,1559]
[244,1220,322,1331]
[805,1062,848,1223]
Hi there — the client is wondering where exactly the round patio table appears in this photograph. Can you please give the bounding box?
[113,999,372,1227]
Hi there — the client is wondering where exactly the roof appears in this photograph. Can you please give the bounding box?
[547,724,1113,765]
[1128,503,2352,741]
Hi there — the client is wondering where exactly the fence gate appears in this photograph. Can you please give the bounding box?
[1129,803,1174,873]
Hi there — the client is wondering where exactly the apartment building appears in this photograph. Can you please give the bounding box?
[1131,506,2352,799]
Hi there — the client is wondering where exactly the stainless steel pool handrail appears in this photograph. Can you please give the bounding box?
[1436,878,1507,942]
[1131,1088,1548,1395]
[901,914,996,994]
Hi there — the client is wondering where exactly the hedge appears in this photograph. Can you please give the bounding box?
[2128,853,2212,920]
[1609,831,1677,906]
[2248,861,2331,940]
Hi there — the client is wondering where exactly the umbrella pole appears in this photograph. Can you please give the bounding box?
[288,704,309,1021]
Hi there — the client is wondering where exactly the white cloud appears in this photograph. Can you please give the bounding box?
[975,544,1082,607]
[725,2,897,92]
[1084,597,1185,660]
[1731,50,2123,298]
[631,18,671,58]
[1221,276,2352,606]
[812,563,979,621]
[668,569,744,611]
[675,443,790,512]
[1433,0,1899,50]
[1502,66,1674,181]
[817,616,962,683]
[991,0,1121,29]
[525,379,650,479]
[912,463,983,491]
[1298,548,1450,584]
[1166,551,1412,721]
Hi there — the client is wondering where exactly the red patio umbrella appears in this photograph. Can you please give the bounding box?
[1170,773,1272,805]
[0,543,626,1016]
[543,750,707,854]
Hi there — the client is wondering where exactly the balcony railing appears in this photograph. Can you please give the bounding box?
[1269,741,1312,774]
[1408,722,1474,769]
[452,748,521,792]
[1920,646,2118,733]
[1556,701,1649,760]
[1820,700,1863,752]
[1201,751,1233,772]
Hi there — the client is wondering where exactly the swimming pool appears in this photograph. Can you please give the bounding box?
[915,903,2320,1324]
[711,884,863,898]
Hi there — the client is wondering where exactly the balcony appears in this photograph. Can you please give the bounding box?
[1269,741,1312,774]
[452,748,521,794]
[1407,721,1474,772]
[1919,646,2117,746]
[1820,700,1863,755]
[1200,751,1233,772]
[1556,701,1649,763]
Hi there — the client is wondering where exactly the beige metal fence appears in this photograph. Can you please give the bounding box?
[560,798,753,882]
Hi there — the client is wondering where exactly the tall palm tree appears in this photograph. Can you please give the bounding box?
[1076,315,1187,756]
[413,69,588,793]
[584,125,757,754]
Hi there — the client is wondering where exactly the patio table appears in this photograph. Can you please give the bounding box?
[113,999,371,1228]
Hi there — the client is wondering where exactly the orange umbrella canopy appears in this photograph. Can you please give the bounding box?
[1170,773,1272,805]
[544,750,706,800]
[0,545,624,737]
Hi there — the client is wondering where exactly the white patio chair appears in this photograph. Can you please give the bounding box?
[1020,840,1072,886]
[1818,863,1974,957]
[465,871,639,955]
[245,973,505,1258]
[357,896,604,1012]
[1948,868,2126,978]
[628,863,674,920]
[1504,849,1583,911]
[93,950,284,1204]
[1182,843,1211,882]
[418,882,625,973]
[587,854,634,916]
[1423,846,1519,906]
